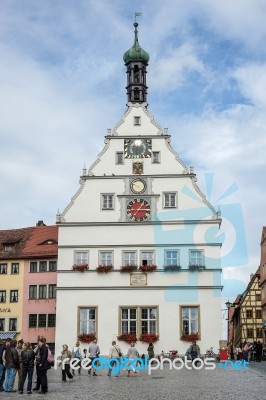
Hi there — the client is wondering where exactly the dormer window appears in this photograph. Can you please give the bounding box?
[4,244,13,251]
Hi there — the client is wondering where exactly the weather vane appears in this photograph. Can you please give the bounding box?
[135,11,142,22]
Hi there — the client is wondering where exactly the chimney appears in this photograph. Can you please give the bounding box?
[36,221,46,227]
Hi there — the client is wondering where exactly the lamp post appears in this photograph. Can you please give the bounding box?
[225,300,232,359]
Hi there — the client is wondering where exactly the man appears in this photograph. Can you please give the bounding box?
[190,340,201,365]
[88,339,100,376]
[36,338,50,394]
[0,338,11,392]
[3,339,20,392]
[16,340,24,390]
[107,341,123,377]
[255,341,263,362]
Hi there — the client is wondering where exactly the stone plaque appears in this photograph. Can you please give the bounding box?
[130,273,147,286]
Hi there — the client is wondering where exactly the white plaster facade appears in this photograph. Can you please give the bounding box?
[55,100,223,356]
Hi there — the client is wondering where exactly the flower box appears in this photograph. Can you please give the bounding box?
[139,333,159,343]
[163,265,182,271]
[120,265,138,273]
[139,264,157,272]
[117,333,137,343]
[181,333,200,342]
[72,264,88,271]
[96,265,113,273]
[78,333,96,343]
[188,264,205,271]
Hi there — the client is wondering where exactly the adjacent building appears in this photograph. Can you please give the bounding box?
[259,226,266,345]
[55,22,223,355]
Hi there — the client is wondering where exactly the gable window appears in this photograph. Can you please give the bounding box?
[75,251,88,265]
[255,293,261,301]
[99,251,112,266]
[39,285,47,299]
[29,285,37,299]
[48,284,56,299]
[121,308,137,334]
[101,194,114,210]
[30,262,37,272]
[0,318,5,331]
[141,251,154,266]
[164,193,177,208]
[0,290,6,303]
[39,261,47,272]
[152,152,160,164]
[141,308,157,334]
[79,308,96,335]
[165,250,180,266]
[116,152,124,165]
[29,314,37,328]
[0,264,7,274]
[134,116,141,125]
[123,251,137,266]
[10,290,18,302]
[181,306,199,336]
[256,309,262,319]
[11,263,19,274]
[48,314,56,327]
[9,318,17,331]
[38,314,47,328]
[246,309,253,319]
[49,261,57,271]
[189,250,204,267]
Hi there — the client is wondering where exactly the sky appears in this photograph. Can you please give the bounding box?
[1,0,266,304]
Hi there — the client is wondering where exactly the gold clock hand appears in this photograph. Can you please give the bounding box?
[133,202,146,216]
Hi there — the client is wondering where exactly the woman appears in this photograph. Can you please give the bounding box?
[18,342,35,394]
[60,345,73,382]
[126,342,139,377]
[147,342,154,359]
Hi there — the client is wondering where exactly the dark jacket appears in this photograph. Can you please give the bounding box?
[38,345,51,370]
[4,344,20,369]
[21,349,35,368]
[0,344,5,364]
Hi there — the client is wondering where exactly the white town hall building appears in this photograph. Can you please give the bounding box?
[55,22,223,356]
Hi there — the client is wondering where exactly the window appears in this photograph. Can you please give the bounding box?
[0,318,5,331]
[29,314,37,328]
[134,116,141,125]
[0,264,7,274]
[10,290,18,302]
[29,285,37,299]
[102,194,114,210]
[38,314,47,328]
[123,251,137,266]
[49,261,57,271]
[164,193,177,208]
[152,152,160,163]
[256,309,262,319]
[246,309,253,319]
[141,308,157,334]
[165,250,180,266]
[11,263,19,274]
[48,314,56,327]
[9,318,17,331]
[79,308,96,334]
[99,251,112,266]
[256,328,263,338]
[39,261,47,272]
[181,307,199,336]
[75,251,88,265]
[30,262,37,272]
[48,284,56,299]
[116,152,124,165]
[4,245,13,251]
[141,251,154,266]
[39,285,47,299]
[0,290,6,303]
[121,308,137,334]
[189,250,204,266]
[247,328,253,338]
[256,293,261,301]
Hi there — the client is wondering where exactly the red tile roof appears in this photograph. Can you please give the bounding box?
[0,227,34,260]
[22,226,58,258]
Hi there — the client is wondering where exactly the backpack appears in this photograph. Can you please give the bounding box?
[47,348,54,365]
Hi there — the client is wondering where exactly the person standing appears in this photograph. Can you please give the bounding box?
[37,338,50,394]
[16,340,24,390]
[60,345,73,382]
[3,339,20,393]
[255,341,263,362]
[107,341,123,377]
[147,342,154,360]
[88,339,100,376]
[235,345,242,360]
[190,340,201,365]
[0,338,11,392]
[18,342,35,394]
[72,341,82,375]
[126,342,139,377]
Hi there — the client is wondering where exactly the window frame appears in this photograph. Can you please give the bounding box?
[49,261,57,272]
[11,263,19,274]
[152,151,160,164]
[0,290,6,303]
[0,318,5,331]
[163,192,177,209]
[78,307,97,336]
[48,314,56,328]
[164,249,180,266]
[247,328,253,338]
[9,318,17,331]
[39,261,47,272]
[122,251,137,266]
[29,314,37,328]
[30,262,38,273]
[0,264,7,274]
[10,290,18,303]
[101,194,115,210]
[39,285,47,299]
[120,307,137,335]
[48,284,56,299]
[134,116,141,126]
[140,250,155,266]
[116,152,124,165]
[189,250,205,267]
[140,307,158,335]
[29,285,37,299]
[74,251,89,265]
[38,314,47,328]
[246,309,253,319]
[180,306,200,337]
[99,251,113,266]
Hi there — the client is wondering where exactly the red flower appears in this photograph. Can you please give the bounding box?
[117,333,137,343]
[78,333,96,343]
[120,265,138,272]
[96,265,113,273]
[72,264,88,271]
[139,265,157,272]
[181,333,200,341]
[139,333,159,343]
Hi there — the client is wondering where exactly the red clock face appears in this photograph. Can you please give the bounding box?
[127,198,150,221]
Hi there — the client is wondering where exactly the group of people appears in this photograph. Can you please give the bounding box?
[234,340,263,362]
[0,337,51,394]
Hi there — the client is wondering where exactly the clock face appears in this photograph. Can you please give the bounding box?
[124,138,152,158]
[130,179,146,194]
[127,198,150,222]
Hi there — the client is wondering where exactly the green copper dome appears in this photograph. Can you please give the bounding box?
[123,22,149,64]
